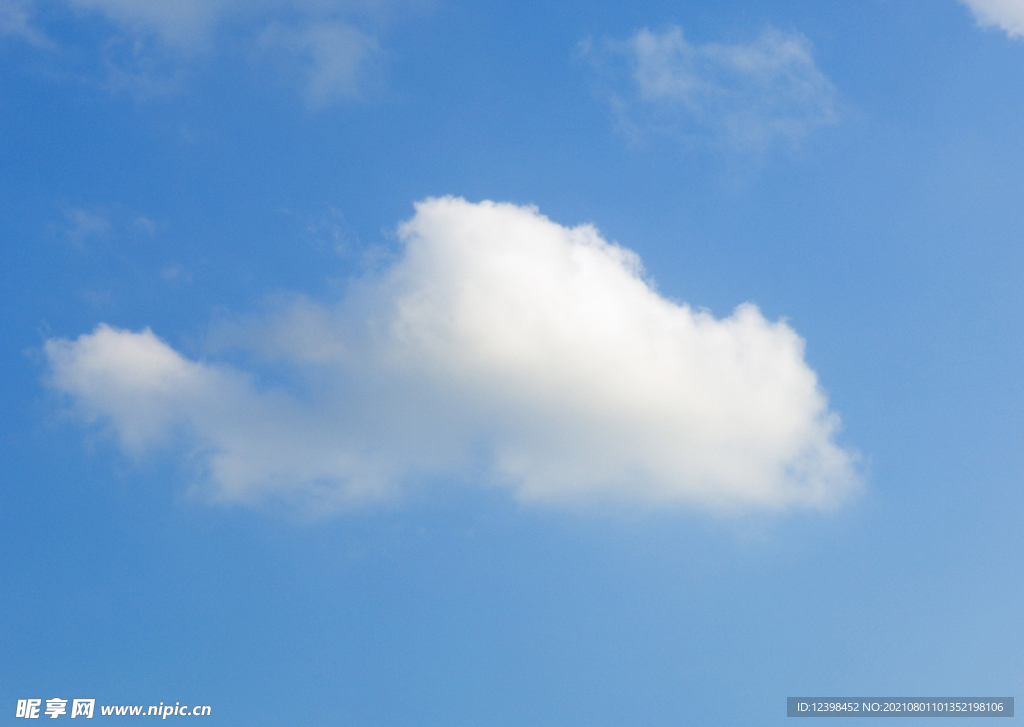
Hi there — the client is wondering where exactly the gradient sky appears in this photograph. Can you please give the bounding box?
[2,0,1023,725]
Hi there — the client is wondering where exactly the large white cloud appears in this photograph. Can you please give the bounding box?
[45,197,860,513]
[959,0,1024,39]
[582,26,838,151]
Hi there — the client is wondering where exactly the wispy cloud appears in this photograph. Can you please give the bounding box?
[0,0,54,48]
[51,203,161,245]
[45,198,860,514]
[66,0,225,51]
[582,26,838,152]
[57,206,111,244]
[959,0,1024,39]
[258,19,382,106]
[159,265,192,285]
[8,0,391,103]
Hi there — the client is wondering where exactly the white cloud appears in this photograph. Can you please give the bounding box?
[959,0,1024,39]
[583,26,838,151]
[45,197,860,514]
[258,20,381,106]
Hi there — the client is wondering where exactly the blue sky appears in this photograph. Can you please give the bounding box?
[2,0,1023,724]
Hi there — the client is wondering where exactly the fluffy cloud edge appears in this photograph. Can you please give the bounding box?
[959,0,1024,39]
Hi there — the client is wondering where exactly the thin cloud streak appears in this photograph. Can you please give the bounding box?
[66,0,225,50]
[5,0,388,102]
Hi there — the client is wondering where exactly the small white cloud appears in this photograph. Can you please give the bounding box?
[59,206,111,243]
[80,288,116,308]
[583,26,838,152]
[45,197,860,514]
[159,265,191,284]
[959,0,1024,39]
[258,20,381,105]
